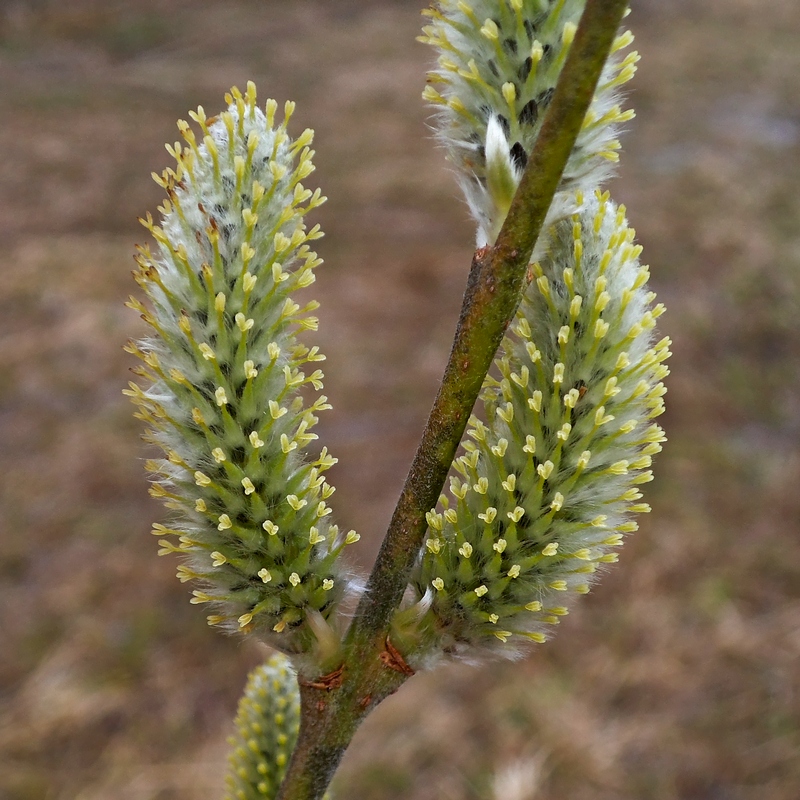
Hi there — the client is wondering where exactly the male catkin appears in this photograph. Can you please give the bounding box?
[126,84,359,656]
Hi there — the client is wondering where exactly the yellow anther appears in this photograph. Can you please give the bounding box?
[426,510,443,531]
[537,461,554,480]
[480,18,499,40]
[564,388,579,409]
[526,342,542,363]
[478,507,497,524]
[242,270,257,291]
[474,477,489,494]
[244,360,258,379]
[309,527,325,545]
[536,275,550,297]
[241,207,257,228]
[269,400,287,419]
[287,495,306,511]
[507,506,525,523]
[316,501,331,518]
[491,438,508,458]
[235,313,254,332]
[194,471,211,487]
[217,514,232,531]
[280,434,297,454]
[502,474,517,491]
[594,406,614,426]
[212,447,226,463]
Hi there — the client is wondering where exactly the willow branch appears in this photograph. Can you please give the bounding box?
[276,2,631,798]
[349,0,631,646]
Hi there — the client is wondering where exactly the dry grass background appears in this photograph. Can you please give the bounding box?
[1,1,799,798]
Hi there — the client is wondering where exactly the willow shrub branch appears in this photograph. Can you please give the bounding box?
[274,2,631,798]
[351,0,632,647]
[126,1,652,798]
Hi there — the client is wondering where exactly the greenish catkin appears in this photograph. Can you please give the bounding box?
[125,83,360,657]
[419,0,637,247]
[386,0,663,668]
[396,190,669,665]
[225,654,300,800]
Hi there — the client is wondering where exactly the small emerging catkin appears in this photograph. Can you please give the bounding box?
[396,190,669,665]
[125,83,358,654]
[420,0,637,246]
[225,654,300,800]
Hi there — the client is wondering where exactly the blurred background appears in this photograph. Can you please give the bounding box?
[1,1,799,798]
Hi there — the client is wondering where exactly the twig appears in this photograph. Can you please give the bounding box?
[275,2,631,798]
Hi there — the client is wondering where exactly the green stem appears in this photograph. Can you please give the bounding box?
[275,2,629,798]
